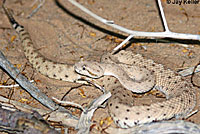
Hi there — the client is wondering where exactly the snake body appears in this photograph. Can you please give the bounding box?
[75,52,196,128]
[75,61,155,93]
[101,52,197,128]
[3,4,197,129]
[2,4,80,83]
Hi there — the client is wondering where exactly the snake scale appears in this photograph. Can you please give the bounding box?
[75,52,197,128]
[2,4,81,83]
[3,3,197,129]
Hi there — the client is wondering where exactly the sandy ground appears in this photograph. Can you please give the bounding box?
[0,0,200,133]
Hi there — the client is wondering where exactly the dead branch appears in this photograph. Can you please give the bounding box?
[0,104,60,134]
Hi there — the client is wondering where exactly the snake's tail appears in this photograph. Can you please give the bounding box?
[2,1,81,82]
[2,1,23,32]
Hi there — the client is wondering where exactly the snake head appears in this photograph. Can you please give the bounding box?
[74,61,104,78]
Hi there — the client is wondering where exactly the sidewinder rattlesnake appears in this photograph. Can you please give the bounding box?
[3,3,197,129]
[75,52,197,128]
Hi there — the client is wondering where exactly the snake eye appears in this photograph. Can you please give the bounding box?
[82,65,86,70]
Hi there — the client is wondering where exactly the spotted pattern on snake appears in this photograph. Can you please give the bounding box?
[2,3,81,83]
[75,61,155,93]
[103,51,197,128]
[75,52,197,128]
[3,4,197,129]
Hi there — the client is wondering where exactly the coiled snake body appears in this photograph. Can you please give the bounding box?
[75,52,197,128]
[3,4,197,129]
